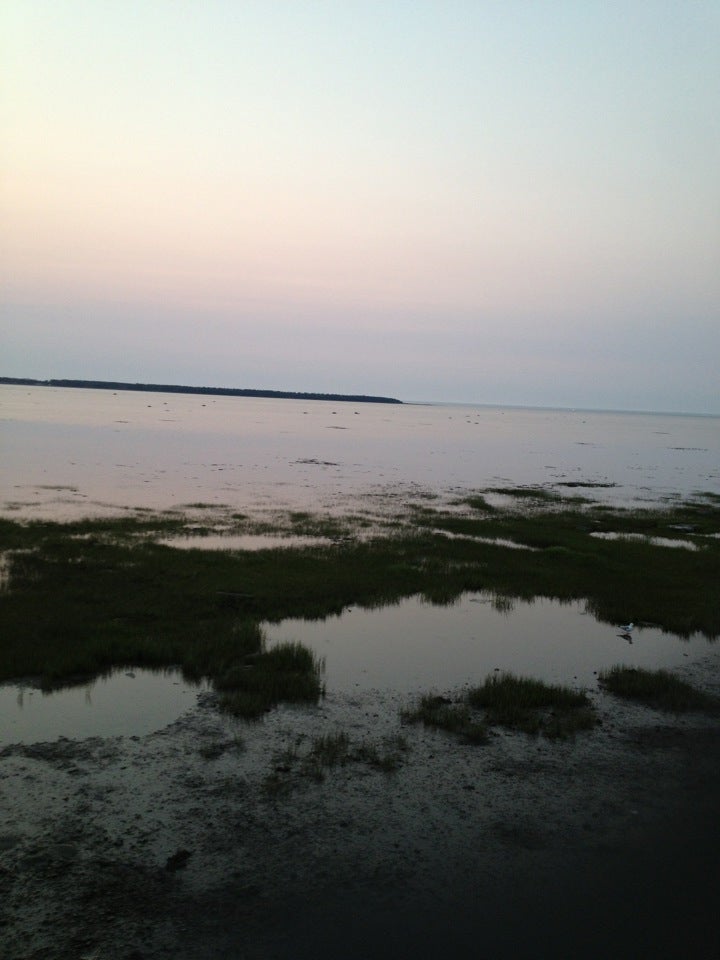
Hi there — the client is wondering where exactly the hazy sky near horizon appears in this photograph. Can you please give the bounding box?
[2,1,719,413]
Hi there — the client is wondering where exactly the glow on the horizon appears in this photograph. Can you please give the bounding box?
[1,1,719,413]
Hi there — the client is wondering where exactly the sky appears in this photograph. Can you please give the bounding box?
[1,1,719,413]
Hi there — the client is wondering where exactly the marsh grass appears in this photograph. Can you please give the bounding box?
[406,497,719,637]
[460,494,498,513]
[216,642,324,719]
[405,674,595,741]
[353,735,409,771]
[0,516,325,713]
[598,666,720,714]
[484,486,568,503]
[267,731,407,788]
[286,511,355,540]
[307,731,351,768]
[467,673,595,738]
[402,695,489,744]
[0,493,718,704]
[468,673,589,711]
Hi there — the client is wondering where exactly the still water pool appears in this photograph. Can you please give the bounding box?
[1,594,711,745]
[0,669,209,746]
[265,592,711,695]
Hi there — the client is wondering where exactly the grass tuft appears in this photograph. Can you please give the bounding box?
[216,641,324,719]
[353,735,409,771]
[402,694,489,744]
[308,731,351,768]
[266,730,408,791]
[468,672,589,711]
[405,674,595,742]
[598,666,720,714]
[467,673,594,738]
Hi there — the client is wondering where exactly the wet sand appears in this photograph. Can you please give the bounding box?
[2,651,719,960]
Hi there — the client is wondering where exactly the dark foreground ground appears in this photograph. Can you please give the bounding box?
[2,651,719,960]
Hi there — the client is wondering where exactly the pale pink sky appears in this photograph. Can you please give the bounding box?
[2,1,719,412]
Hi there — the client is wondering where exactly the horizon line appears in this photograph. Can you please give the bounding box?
[1,375,717,418]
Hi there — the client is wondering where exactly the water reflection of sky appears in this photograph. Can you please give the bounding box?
[159,533,331,551]
[1,596,713,745]
[265,593,712,695]
[1,385,718,520]
[0,670,208,746]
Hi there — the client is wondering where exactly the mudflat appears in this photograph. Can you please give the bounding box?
[2,650,719,960]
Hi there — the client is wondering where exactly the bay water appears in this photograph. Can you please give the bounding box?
[1,385,717,742]
[2,384,718,519]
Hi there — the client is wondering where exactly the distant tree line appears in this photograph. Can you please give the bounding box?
[0,376,402,405]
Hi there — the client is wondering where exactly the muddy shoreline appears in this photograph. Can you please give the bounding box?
[2,651,720,960]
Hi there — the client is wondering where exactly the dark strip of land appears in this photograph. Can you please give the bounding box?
[0,376,402,405]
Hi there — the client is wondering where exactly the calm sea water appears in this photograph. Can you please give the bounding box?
[1,385,718,743]
[1,384,718,519]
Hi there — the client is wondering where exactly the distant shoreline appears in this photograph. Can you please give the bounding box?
[0,377,402,405]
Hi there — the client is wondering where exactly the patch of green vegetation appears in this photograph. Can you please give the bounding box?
[402,695,489,744]
[0,514,190,550]
[265,731,408,789]
[0,521,324,713]
[555,482,618,489]
[404,675,595,742]
[467,673,596,738]
[404,498,720,636]
[353,735,409,771]
[460,494,498,513]
[181,502,227,510]
[492,594,516,614]
[485,486,566,502]
[1,493,719,712]
[306,731,351,769]
[215,642,324,719]
[598,666,720,714]
[285,511,354,540]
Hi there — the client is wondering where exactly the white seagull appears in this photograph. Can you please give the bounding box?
[619,622,634,634]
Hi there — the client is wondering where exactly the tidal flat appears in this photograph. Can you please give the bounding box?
[1,491,720,958]
[2,490,719,692]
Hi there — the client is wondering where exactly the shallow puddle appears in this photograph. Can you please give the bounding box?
[2,596,712,746]
[589,532,699,550]
[264,593,710,695]
[159,533,332,551]
[0,669,209,746]
[432,531,536,550]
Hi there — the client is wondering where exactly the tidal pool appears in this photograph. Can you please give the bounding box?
[264,592,711,695]
[0,669,209,746]
[589,532,699,550]
[159,533,331,551]
[1,596,712,747]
